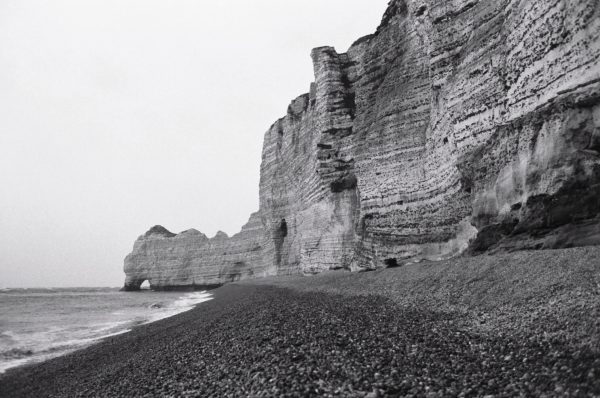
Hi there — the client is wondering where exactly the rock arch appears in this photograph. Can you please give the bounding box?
[121,277,149,291]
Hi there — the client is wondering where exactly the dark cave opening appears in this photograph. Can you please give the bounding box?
[274,219,288,268]
[384,258,400,268]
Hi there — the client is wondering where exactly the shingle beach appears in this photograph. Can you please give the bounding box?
[2,247,600,397]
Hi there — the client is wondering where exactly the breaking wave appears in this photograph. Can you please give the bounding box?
[0,290,213,373]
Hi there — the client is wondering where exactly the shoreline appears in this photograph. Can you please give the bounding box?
[0,290,214,375]
[121,283,224,292]
[1,247,599,397]
[0,327,133,376]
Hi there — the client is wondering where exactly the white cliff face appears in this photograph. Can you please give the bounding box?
[123,214,269,291]
[124,0,600,289]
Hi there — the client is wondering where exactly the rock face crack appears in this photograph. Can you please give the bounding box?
[123,0,600,289]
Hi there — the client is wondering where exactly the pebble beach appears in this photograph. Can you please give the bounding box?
[1,247,599,397]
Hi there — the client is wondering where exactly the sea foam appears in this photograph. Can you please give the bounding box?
[0,289,213,373]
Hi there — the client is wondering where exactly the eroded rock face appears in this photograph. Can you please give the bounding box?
[122,213,270,291]
[124,0,600,289]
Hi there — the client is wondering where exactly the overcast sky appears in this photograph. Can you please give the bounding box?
[0,0,388,287]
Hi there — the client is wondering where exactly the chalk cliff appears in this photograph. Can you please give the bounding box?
[123,213,269,291]
[124,0,600,290]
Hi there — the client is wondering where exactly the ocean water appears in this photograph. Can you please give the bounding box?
[0,287,213,373]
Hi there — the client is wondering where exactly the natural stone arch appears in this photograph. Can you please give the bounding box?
[140,280,151,290]
[122,277,149,291]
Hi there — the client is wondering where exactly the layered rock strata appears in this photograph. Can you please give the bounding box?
[124,0,600,290]
[123,214,269,290]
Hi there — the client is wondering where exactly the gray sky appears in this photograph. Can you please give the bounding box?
[0,0,388,287]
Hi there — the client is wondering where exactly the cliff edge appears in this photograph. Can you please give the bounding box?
[124,0,600,291]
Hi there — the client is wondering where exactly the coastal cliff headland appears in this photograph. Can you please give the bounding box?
[2,2,600,396]
[124,0,600,291]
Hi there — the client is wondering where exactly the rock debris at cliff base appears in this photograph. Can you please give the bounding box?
[123,0,600,290]
[4,247,600,397]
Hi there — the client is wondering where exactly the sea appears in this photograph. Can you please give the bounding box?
[0,287,213,373]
